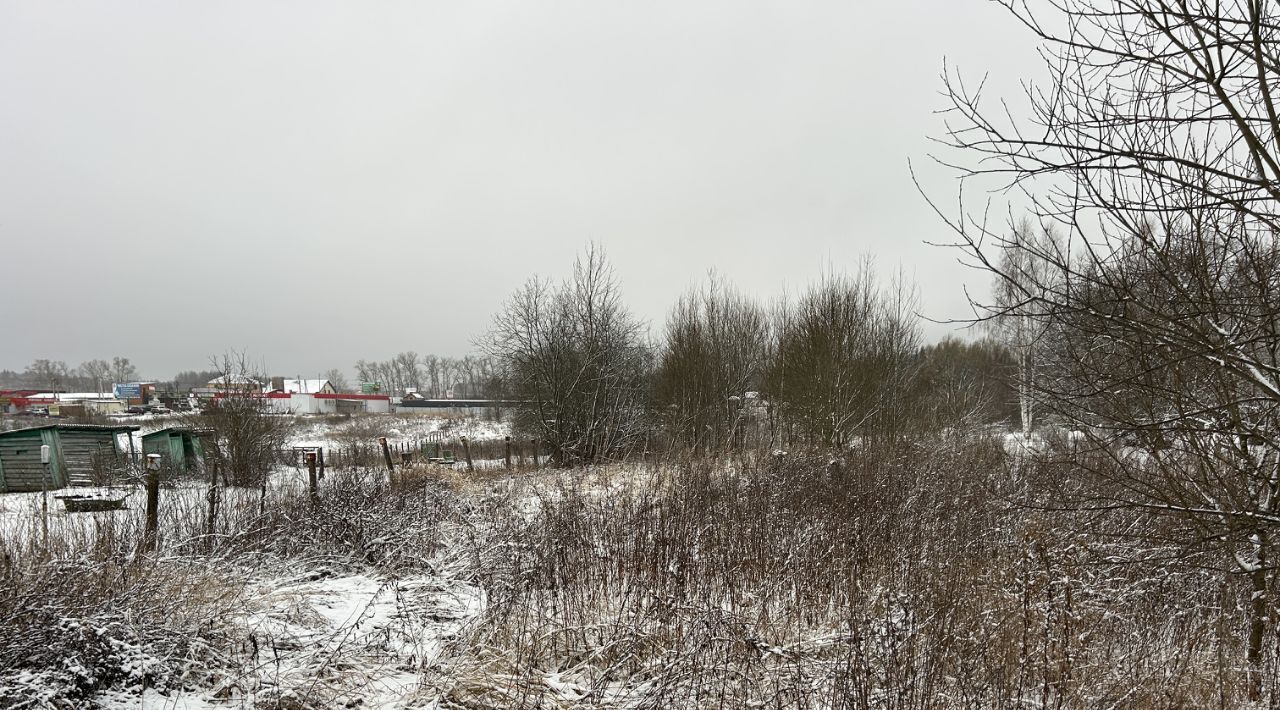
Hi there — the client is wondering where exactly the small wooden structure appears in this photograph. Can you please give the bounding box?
[0,424,139,492]
[55,493,127,512]
[141,427,208,471]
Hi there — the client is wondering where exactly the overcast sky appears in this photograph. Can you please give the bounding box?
[0,1,1038,380]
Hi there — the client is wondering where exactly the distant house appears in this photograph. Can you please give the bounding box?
[0,424,139,492]
[207,374,263,393]
[262,391,391,415]
[267,378,337,395]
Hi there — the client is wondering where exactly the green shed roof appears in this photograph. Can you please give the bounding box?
[0,423,139,438]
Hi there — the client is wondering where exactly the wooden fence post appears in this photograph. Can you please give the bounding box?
[143,454,161,553]
[531,438,539,468]
[39,444,51,550]
[461,436,474,473]
[306,451,318,504]
[379,437,395,484]
[206,457,220,539]
[317,448,326,479]
[504,436,512,470]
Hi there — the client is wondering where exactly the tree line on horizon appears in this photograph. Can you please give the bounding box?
[478,245,1018,465]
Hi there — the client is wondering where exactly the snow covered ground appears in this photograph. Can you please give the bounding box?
[0,458,489,708]
[288,413,510,450]
[93,573,484,709]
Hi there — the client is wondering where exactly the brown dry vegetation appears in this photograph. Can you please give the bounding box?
[1,435,1276,707]
[424,442,1265,709]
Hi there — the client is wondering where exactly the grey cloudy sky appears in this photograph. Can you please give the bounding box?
[0,1,1037,380]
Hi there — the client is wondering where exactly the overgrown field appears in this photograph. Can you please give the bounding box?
[0,435,1274,708]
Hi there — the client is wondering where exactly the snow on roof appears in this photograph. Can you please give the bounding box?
[25,392,121,401]
[208,374,262,386]
[281,379,331,394]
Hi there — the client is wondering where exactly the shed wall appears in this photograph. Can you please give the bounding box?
[59,431,121,487]
[0,431,51,492]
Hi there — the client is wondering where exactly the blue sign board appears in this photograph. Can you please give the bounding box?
[114,383,143,399]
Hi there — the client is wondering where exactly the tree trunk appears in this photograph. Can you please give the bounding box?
[205,458,220,540]
[1247,533,1268,702]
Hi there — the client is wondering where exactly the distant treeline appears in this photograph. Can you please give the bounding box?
[473,246,1016,465]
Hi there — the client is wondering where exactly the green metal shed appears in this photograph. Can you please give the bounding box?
[141,427,208,471]
[0,424,139,492]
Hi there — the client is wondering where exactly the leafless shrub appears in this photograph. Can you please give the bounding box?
[766,263,921,448]
[0,533,244,705]
[654,274,772,455]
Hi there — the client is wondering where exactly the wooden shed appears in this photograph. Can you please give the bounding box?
[141,427,208,471]
[0,424,139,493]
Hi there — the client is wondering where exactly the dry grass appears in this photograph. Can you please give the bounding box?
[420,441,1265,708]
[0,466,459,707]
[1,435,1276,707]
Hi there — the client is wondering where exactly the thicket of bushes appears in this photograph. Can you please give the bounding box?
[424,442,1265,707]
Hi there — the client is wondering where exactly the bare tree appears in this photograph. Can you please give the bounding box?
[354,359,375,390]
[988,221,1060,439]
[24,359,69,392]
[321,368,351,393]
[108,356,138,386]
[483,245,651,465]
[423,354,441,396]
[170,369,221,392]
[931,0,1280,696]
[655,274,771,453]
[765,264,921,448]
[77,359,111,394]
[351,352,502,398]
[393,351,422,394]
[914,336,1018,430]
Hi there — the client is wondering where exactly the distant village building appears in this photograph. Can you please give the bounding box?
[4,392,127,416]
[0,390,41,414]
[192,375,264,401]
[267,378,337,395]
[261,392,391,415]
[112,382,159,406]
[206,374,263,392]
